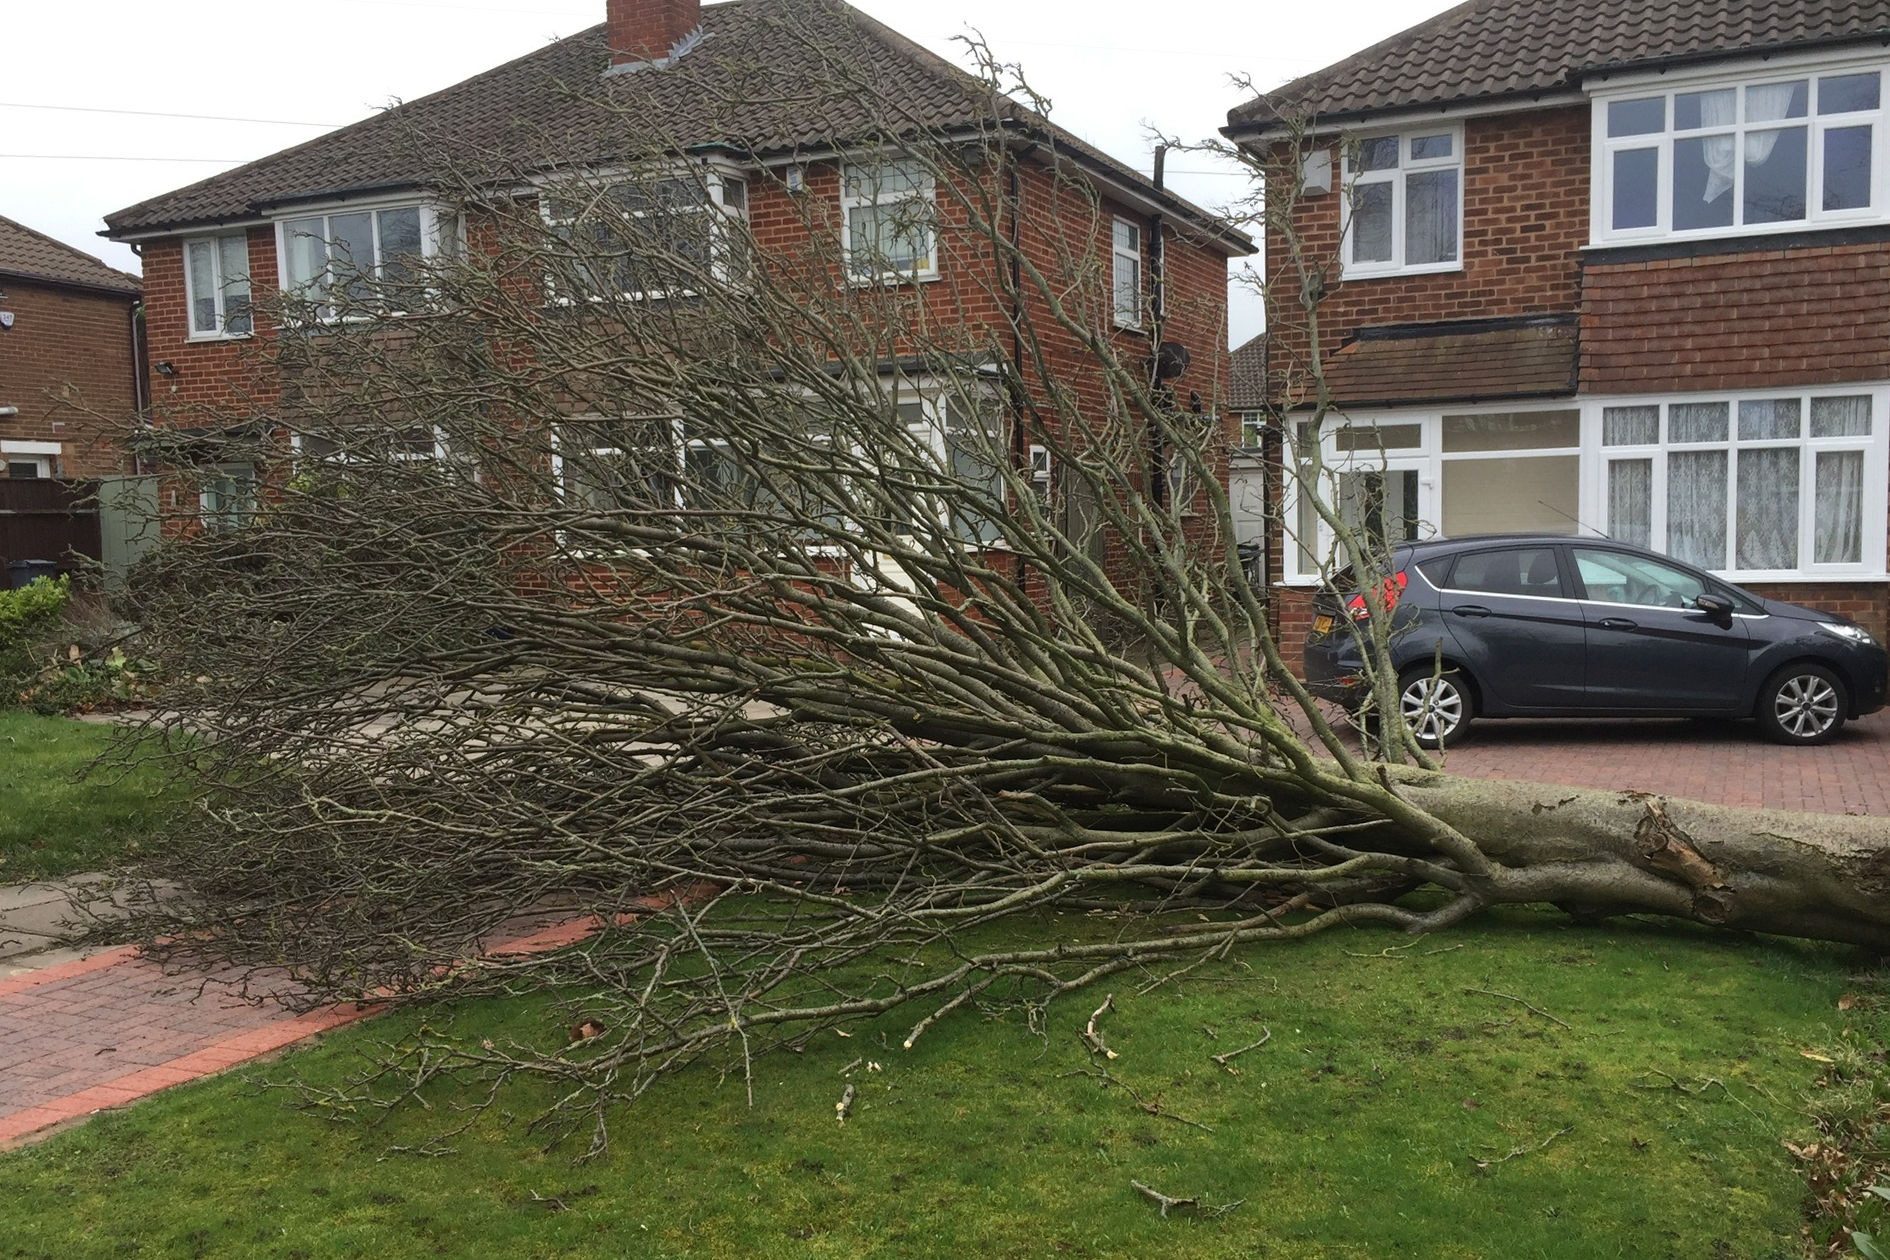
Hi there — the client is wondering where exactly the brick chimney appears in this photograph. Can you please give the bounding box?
[607,0,702,68]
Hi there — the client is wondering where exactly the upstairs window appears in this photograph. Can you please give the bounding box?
[185,234,252,339]
[1596,67,1885,242]
[542,170,748,301]
[842,159,938,282]
[1111,219,1142,327]
[280,206,457,320]
[1341,127,1462,277]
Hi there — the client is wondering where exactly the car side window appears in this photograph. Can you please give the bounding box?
[1572,548,1709,609]
[1446,547,1564,598]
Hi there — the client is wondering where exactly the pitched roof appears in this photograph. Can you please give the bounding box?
[0,215,140,295]
[1227,0,1890,132]
[106,0,1249,253]
[1319,315,1579,408]
[1229,332,1268,411]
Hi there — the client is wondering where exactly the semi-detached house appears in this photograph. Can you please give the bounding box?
[1226,0,1890,662]
[99,0,1250,550]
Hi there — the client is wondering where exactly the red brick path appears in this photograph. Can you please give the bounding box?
[0,948,370,1145]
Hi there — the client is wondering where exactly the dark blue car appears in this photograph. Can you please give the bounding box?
[1303,534,1889,747]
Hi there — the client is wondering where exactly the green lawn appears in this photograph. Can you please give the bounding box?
[0,711,181,879]
[0,904,1859,1258]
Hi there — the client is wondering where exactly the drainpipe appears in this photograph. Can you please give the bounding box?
[1149,145,1170,507]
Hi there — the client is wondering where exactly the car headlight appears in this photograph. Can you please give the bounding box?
[1817,621,1877,646]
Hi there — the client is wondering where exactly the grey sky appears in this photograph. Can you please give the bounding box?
[3,0,1459,347]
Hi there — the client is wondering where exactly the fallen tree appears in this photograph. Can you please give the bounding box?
[111,6,1890,1143]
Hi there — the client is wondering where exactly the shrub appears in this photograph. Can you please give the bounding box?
[0,576,72,701]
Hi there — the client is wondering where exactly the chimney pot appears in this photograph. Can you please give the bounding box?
[607,0,702,68]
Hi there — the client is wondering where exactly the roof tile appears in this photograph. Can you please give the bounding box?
[0,215,140,294]
[107,0,1243,249]
[1228,0,1890,130]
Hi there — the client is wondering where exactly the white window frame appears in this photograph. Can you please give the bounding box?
[1586,386,1889,582]
[183,233,253,341]
[275,201,460,322]
[1111,218,1142,329]
[1590,55,1890,245]
[841,157,940,284]
[1279,388,1890,586]
[199,461,257,531]
[1339,124,1464,279]
[289,426,450,466]
[538,165,750,303]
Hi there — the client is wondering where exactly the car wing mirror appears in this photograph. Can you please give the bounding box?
[1693,593,1734,620]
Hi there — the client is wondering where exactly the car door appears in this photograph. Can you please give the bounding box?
[1570,546,1753,712]
[1432,544,1586,712]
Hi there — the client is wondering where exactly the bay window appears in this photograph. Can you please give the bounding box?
[1600,393,1880,575]
[1284,391,1888,584]
[280,205,457,319]
[543,169,748,301]
[1341,127,1462,277]
[1595,64,1885,242]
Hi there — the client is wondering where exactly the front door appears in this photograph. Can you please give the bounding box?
[1570,546,1753,712]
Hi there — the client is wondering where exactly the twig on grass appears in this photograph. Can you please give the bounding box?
[1083,993,1119,1060]
[1470,1125,1573,1172]
[1130,1179,1245,1219]
[1061,1064,1214,1133]
[1630,1071,1762,1117]
[1210,1027,1273,1074]
[1464,987,1573,1030]
[835,1082,856,1124]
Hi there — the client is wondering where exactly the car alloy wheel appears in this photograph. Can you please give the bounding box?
[1398,669,1470,749]
[1765,667,1845,744]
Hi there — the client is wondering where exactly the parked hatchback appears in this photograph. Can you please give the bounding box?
[1303,534,1889,747]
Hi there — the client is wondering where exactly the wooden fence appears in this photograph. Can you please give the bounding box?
[0,479,102,581]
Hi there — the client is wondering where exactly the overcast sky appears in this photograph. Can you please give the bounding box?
[4,0,1459,347]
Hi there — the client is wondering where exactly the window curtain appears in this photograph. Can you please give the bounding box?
[1736,446,1800,569]
[1703,85,1799,202]
[1404,169,1459,265]
[1701,91,1738,202]
[1668,450,1728,568]
[1816,450,1865,564]
[1608,459,1653,548]
[1744,83,1800,166]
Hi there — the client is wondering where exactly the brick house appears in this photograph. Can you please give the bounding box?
[1225,0,1890,664]
[99,0,1249,550]
[0,214,142,481]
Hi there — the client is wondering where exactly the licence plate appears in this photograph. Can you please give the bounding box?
[1312,615,1334,635]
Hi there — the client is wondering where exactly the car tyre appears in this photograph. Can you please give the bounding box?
[1756,663,1848,746]
[1397,665,1474,750]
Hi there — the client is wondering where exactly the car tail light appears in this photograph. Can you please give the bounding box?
[1347,571,1408,621]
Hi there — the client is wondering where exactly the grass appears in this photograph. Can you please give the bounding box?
[0,710,181,880]
[0,904,1859,1258]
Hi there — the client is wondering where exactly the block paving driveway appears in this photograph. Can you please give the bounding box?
[1433,709,1890,815]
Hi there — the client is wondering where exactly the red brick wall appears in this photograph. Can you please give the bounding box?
[0,277,140,477]
[1266,104,1591,389]
[1580,241,1890,393]
[139,227,282,424]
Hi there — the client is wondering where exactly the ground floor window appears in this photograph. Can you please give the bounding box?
[1283,387,1888,583]
[200,462,257,531]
